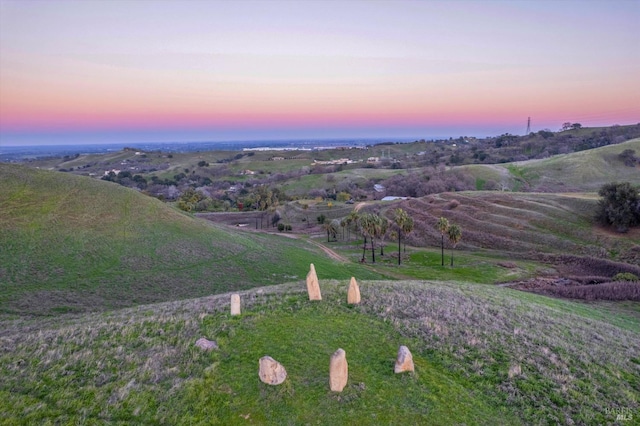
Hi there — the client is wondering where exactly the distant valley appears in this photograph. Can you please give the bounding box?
[1,124,639,424]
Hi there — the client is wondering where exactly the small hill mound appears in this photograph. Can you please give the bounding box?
[0,164,385,317]
[1,280,637,424]
[460,138,640,192]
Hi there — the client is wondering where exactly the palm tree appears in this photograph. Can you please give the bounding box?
[378,216,390,256]
[393,208,408,265]
[347,210,359,241]
[402,216,414,253]
[330,219,341,242]
[368,214,383,263]
[447,223,462,267]
[358,213,373,262]
[323,221,337,242]
[436,217,450,266]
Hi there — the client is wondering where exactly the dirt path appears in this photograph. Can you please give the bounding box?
[354,201,371,212]
[236,226,350,263]
[305,238,350,263]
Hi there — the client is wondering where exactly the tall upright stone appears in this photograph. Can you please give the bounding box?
[230,293,241,316]
[329,348,348,392]
[347,276,361,304]
[306,263,322,300]
[258,356,287,385]
[394,345,414,373]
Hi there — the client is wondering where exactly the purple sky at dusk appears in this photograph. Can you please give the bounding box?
[1,0,638,146]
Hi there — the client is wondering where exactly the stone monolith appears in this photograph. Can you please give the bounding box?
[258,356,287,385]
[329,348,348,391]
[230,293,241,316]
[394,345,414,373]
[347,277,361,304]
[306,263,322,300]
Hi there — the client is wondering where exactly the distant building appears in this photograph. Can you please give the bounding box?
[312,158,353,165]
[381,196,409,201]
[373,184,385,193]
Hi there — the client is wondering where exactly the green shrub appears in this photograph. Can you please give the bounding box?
[612,272,639,282]
[337,191,351,202]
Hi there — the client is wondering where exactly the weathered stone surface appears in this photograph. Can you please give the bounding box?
[329,348,348,392]
[347,277,361,304]
[195,337,218,351]
[258,356,287,385]
[306,263,322,300]
[394,345,414,373]
[230,293,241,316]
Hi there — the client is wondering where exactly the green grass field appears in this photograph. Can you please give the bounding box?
[0,163,389,318]
[1,281,637,424]
[458,138,640,192]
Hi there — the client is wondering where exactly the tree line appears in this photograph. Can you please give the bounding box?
[321,208,463,267]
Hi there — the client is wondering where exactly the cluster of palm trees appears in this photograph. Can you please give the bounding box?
[436,217,462,267]
[393,209,414,265]
[324,208,462,267]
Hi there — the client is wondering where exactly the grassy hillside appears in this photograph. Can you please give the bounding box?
[459,138,640,192]
[394,191,640,266]
[1,281,637,424]
[0,164,388,318]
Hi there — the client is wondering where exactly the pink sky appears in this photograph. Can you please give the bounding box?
[1,0,638,145]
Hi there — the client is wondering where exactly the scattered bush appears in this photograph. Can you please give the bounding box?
[337,191,351,202]
[612,272,639,282]
[618,149,637,167]
[540,281,640,301]
[595,182,640,232]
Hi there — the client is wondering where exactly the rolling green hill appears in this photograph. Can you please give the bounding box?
[0,163,388,318]
[459,138,640,192]
[1,281,637,424]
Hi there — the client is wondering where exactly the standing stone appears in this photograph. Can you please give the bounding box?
[230,293,241,316]
[258,356,287,385]
[347,277,361,304]
[306,263,322,300]
[329,348,348,392]
[394,345,414,373]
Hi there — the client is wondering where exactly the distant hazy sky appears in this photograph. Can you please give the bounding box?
[1,0,638,145]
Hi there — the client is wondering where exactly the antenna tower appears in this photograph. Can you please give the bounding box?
[526,117,531,134]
